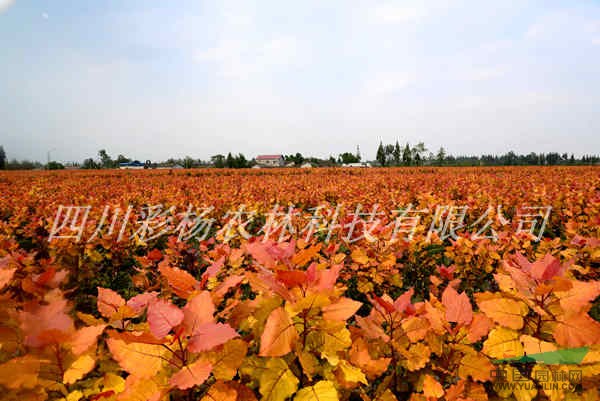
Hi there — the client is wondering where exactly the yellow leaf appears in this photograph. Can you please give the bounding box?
[476,292,528,330]
[350,248,369,265]
[206,339,248,380]
[400,342,430,371]
[294,380,338,401]
[457,351,493,382]
[63,354,95,384]
[259,358,299,401]
[66,390,84,401]
[336,360,367,385]
[482,328,523,359]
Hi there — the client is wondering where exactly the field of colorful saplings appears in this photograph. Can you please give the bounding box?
[0,166,599,401]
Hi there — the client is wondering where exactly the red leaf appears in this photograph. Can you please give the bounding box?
[442,286,473,325]
[188,323,239,352]
[97,287,126,319]
[147,299,184,339]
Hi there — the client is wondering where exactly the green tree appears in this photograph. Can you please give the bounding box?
[226,152,234,168]
[376,141,386,166]
[183,156,194,168]
[98,149,113,168]
[338,152,360,164]
[0,146,6,170]
[393,141,401,166]
[411,142,427,166]
[402,143,412,166]
[436,147,446,166]
[47,161,64,170]
[211,154,225,168]
[82,158,98,169]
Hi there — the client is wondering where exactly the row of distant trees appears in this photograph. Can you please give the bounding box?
[0,145,599,170]
[375,141,600,166]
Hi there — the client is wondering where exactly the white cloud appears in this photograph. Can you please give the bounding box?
[593,37,600,45]
[0,0,14,14]
[42,12,48,19]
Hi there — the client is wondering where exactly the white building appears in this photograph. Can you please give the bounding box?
[255,154,284,167]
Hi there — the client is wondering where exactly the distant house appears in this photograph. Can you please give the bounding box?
[300,162,313,168]
[119,160,145,169]
[342,162,371,168]
[255,154,284,167]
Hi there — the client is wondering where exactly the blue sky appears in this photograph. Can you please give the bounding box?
[1,0,599,163]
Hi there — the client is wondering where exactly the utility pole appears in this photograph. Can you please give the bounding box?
[47,148,56,169]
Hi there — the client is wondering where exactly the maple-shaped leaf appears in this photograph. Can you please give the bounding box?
[169,360,213,390]
[422,374,444,399]
[294,380,339,401]
[63,353,96,384]
[205,338,248,380]
[147,299,184,339]
[183,291,215,335]
[322,297,362,321]
[351,248,369,265]
[258,358,299,401]
[188,322,239,352]
[475,292,528,330]
[97,287,126,319]
[69,324,107,355]
[260,306,298,357]
[107,335,166,378]
[441,286,473,325]
[158,260,200,298]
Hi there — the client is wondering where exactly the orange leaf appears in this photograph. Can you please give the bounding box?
[322,297,362,321]
[259,307,298,357]
[169,360,212,390]
[441,286,472,325]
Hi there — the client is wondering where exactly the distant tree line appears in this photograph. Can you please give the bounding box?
[374,141,600,167]
[0,144,598,170]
